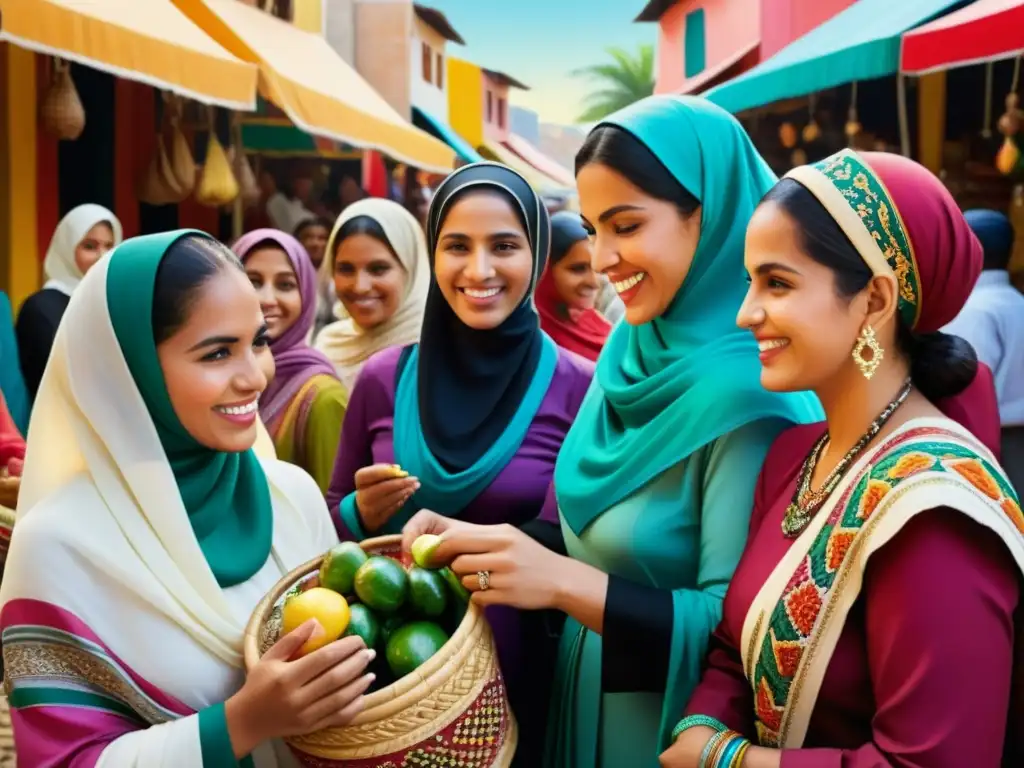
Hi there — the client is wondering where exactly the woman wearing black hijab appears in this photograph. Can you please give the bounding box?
[325,162,595,762]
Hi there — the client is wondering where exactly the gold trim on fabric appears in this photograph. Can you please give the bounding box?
[784,166,894,279]
[4,641,173,726]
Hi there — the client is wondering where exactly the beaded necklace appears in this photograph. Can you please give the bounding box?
[782,379,912,538]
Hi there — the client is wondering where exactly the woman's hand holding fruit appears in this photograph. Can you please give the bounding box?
[403,511,577,611]
[225,621,375,757]
[354,464,420,532]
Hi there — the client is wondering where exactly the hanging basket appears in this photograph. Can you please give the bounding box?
[243,535,517,767]
[40,59,85,141]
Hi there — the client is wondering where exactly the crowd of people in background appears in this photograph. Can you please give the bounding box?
[0,94,1022,768]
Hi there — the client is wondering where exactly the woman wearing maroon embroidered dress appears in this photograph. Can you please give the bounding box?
[660,150,1024,768]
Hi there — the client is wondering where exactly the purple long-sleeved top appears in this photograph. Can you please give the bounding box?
[326,343,593,529]
[325,343,593,765]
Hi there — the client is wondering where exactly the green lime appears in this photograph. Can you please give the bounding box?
[441,567,471,603]
[354,556,408,614]
[385,621,449,679]
[408,566,448,617]
[343,603,381,648]
[319,542,368,595]
[410,534,444,569]
[381,614,406,644]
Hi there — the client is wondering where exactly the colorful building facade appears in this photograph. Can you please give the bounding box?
[637,0,760,95]
[759,0,857,60]
[482,69,528,144]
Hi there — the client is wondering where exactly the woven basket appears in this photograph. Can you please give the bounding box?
[243,535,517,767]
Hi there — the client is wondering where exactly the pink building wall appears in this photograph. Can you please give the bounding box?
[483,75,510,142]
[759,0,857,60]
[654,0,760,94]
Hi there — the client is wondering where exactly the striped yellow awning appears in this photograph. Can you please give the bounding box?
[174,0,456,174]
[0,0,257,110]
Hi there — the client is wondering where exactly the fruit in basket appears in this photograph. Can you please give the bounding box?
[319,541,368,595]
[441,566,472,603]
[380,613,407,644]
[386,621,449,678]
[408,566,448,617]
[354,555,409,614]
[281,587,351,656]
[411,533,443,568]
[344,603,381,648]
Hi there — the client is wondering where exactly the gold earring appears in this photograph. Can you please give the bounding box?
[852,325,884,379]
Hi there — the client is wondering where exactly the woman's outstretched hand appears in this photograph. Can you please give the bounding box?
[402,510,565,611]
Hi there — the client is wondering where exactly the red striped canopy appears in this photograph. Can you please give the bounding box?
[901,0,1024,74]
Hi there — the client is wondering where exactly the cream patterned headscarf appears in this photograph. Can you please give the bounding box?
[315,199,429,391]
[4,251,320,671]
[43,204,123,295]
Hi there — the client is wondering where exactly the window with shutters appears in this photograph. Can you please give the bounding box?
[436,52,444,88]
[684,9,706,78]
[422,42,432,83]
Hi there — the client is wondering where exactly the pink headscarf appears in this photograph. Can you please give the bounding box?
[232,229,337,428]
[861,152,1000,455]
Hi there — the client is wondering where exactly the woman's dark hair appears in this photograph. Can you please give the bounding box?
[293,216,332,239]
[152,235,243,345]
[763,179,977,401]
[333,215,396,259]
[575,125,700,218]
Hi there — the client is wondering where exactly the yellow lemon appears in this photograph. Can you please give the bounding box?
[281,587,351,656]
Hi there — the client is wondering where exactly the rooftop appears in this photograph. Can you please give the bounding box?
[413,4,466,44]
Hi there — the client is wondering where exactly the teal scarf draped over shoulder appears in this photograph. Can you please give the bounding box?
[106,230,273,588]
[556,96,822,535]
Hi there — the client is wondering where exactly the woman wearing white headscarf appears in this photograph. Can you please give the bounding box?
[15,204,122,401]
[1,231,372,766]
[314,199,429,392]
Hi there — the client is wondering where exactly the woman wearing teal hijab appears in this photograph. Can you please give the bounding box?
[402,95,822,766]
[0,231,374,766]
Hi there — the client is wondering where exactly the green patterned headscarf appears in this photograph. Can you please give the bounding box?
[556,96,822,536]
[106,230,273,588]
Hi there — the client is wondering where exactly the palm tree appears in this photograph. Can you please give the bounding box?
[573,45,655,123]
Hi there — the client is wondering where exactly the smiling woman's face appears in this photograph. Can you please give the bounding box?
[244,245,301,340]
[157,266,270,453]
[333,233,407,330]
[551,239,600,310]
[577,162,701,325]
[738,201,867,393]
[433,190,534,330]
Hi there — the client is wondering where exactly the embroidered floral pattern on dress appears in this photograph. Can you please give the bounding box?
[752,427,1021,747]
[815,150,921,328]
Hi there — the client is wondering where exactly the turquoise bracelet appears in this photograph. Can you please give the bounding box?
[717,733,748,768]
[670,714,727,743]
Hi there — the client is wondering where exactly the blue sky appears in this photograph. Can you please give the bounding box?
[425,0,655,125]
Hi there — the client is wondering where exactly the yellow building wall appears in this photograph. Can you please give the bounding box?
[0,44,40,308]
[292,0,323,34]
[448,58,483,150]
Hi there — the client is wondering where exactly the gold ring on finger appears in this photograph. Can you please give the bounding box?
[477,570,491,591]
